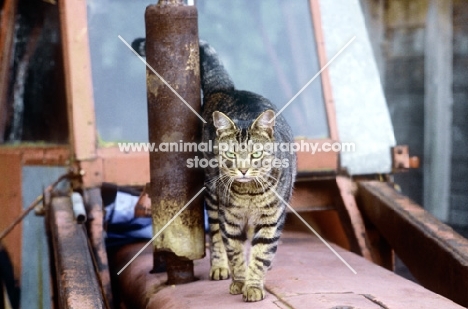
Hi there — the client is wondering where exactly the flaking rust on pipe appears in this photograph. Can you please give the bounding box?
[146,70,162,97]
[152,200,205,260]
[186,42,200,76]
[145,3,205,263]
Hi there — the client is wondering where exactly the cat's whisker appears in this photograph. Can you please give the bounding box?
[264,172,279,182]
[207,173,231,186]
[261,175,279,191]
[253,177,260,189]
[216,175,230,187]
[219,174,230,196]
[264,174,279,184]
[206,176,221,186]
[255,177,267,193]
[220,177,232,194]
[224,177,235,205]
[207,175,221,184]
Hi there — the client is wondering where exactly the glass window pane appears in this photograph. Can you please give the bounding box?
[87,0,151,143]
[87,0,329,142]
[197,0,329,138]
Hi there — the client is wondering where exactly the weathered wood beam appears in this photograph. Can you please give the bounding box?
[358,181,468,307]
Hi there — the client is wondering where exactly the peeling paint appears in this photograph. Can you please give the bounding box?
[185,42,199,76]
[152,199,205,260]
[147,71,162,97]
[160,131,184,143]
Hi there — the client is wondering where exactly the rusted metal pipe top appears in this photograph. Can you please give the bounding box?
[157,0,184,6]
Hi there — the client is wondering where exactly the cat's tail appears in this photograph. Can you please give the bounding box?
[199,40,235,97]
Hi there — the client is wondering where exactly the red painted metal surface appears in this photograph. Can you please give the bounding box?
[295,139,338,173]
[0,153,23,281]
[110,231,464,309]
[0,145,70,166]
[335,175,373,261]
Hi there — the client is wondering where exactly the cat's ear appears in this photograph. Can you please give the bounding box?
[213,111,236,136]
[251,110,275,137]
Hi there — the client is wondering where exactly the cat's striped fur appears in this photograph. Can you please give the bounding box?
[200,41,296,302]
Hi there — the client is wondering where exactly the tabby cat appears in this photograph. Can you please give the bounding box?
[200,41,297,302]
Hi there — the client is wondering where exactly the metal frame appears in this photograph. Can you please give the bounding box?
[0,153,23,281]
[0,0,339,187]
[58,0,96,161]
[60,0,339,189]
[0,0,18,141]
[309,0,339,142]
[0,1,344,298]
[0,145,70,166]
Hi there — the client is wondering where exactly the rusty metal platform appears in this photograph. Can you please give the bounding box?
[112,231,463,309]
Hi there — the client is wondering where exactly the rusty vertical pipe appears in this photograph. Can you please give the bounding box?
[145,0,205,284]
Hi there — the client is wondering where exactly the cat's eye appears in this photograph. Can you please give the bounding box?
[225,151,236,159]
[251,151,263,158]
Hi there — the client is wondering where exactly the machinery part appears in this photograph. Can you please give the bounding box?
[71,192,86,223]
[164,252,194,285]
[334,176,372,261]
[47,196,105,308]
[145,0,205,283]
[84,188,113,308]
[0,172,71,240]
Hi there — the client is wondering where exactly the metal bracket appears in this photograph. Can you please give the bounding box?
[391,145,420,171]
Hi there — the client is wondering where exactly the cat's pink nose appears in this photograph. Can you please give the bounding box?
[239,168,248,175]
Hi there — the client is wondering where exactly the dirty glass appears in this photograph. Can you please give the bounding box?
[87,0,328,143]
[197,0,328,138]
[87,0,152,143]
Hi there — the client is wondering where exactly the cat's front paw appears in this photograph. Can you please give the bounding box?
[242,285,265,302]
[209,266,230,280]
[229,281,244,295]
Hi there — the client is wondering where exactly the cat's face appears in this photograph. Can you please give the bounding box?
[213,110,277,184]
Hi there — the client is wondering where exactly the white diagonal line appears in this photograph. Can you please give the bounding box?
[117,187,206,275]
[272,188,357,274]
[118,35,207,124]
[271,36,356,123]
